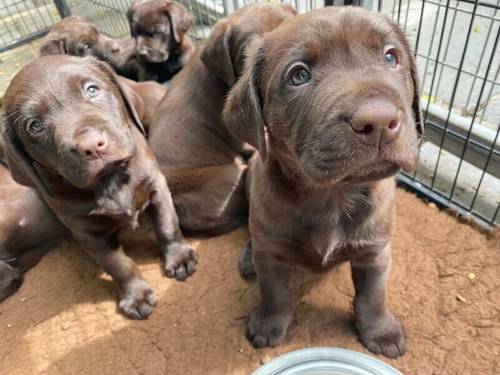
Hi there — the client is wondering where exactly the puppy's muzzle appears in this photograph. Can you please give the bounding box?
[350,98,401,147]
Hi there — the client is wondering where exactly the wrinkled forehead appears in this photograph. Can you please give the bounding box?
[5,59,110,118]
[231,4,293,34]
[265,8,397,66]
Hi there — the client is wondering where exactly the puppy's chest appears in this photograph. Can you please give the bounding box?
[91,173,154,229]
[289,201,376,268]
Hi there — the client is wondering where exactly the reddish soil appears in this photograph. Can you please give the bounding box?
[0,189,498,375]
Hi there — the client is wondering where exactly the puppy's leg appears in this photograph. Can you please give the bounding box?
[150,174,197,281]
[74,233,157,319]
[351,244,405,358]
[246,245,292,348]
[167,163,248,236]
[238,241,255,279]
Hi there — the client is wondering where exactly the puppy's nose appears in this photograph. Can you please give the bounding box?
[351,100,401,146]
[137,46,150,56]
[76,131,108,159]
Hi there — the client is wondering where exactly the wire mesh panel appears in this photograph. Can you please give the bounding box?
[378,0,499,227]
[70,0,130,37]
[0,0,67,53]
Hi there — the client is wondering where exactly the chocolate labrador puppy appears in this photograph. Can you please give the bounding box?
[1,55,196,318]
[149,3,297,235]
[0,71,167,303]
[128,0,195,82]
[39,16,116,57]
[39,16,145,81]
[224,7,423,357]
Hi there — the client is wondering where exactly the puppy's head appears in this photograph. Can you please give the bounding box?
[201,3,297,86]
[224,7,423,185]
[1,55,145,192]
[128,0,193,63]
[40,16,118,58]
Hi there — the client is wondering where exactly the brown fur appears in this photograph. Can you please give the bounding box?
[39,17,137,79]
[149,3,297,236]
[0,56,195,318]
[223,7,423,357]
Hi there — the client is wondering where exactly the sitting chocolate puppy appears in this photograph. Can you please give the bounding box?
[149,3,296,235]
[1,55,197,319]
[224,7,423,357]
[127,0,195,82]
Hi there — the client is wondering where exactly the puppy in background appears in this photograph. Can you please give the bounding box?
[39,16,141,80]
[39,16,119,58]
[128,0,195,82]
[224,7,423,357]
[1,56,196,318]
[149,3,297,235]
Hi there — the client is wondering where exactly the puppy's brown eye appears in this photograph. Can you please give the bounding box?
[85,84,100,98]
[289,66,311,86]
[27,120,45,135]
[384,48,399,69]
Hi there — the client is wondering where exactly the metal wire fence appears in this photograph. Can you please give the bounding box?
[0,0,498,226]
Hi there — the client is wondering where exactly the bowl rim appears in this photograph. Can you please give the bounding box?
[252,347,403,375]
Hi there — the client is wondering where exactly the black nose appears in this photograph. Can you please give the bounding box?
[351,99,401,146]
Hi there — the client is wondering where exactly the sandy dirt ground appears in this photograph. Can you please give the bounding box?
[0,189,498,375]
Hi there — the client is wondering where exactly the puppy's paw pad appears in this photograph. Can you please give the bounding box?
[165,242,198,281]
[246,308,292,348]
[118,279,157,320]
[358,314,405,358]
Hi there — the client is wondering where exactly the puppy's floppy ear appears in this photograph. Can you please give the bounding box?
[117,77,146,130]
[127,0,141,18]
[127,0,142,33]
[201,21,235,86]
[166,2,193,43]
[223,38,267,160]
[408,51,424,139]
[93,59,146,135]
[1,116,52,197]
[39,39,66,56]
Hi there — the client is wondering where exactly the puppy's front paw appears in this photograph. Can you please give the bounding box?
[246,307,292,348]
[357,312,405,358]
[165,242,198,281]
[118,278,157,320]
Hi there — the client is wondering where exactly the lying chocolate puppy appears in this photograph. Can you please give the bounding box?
[0,74,167,303]
[39,16,116,57]
[127,0,195,82]
[1,55,196,318]
[224,7,423,357]
[149,3,296,235]
[39,16,144,81]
